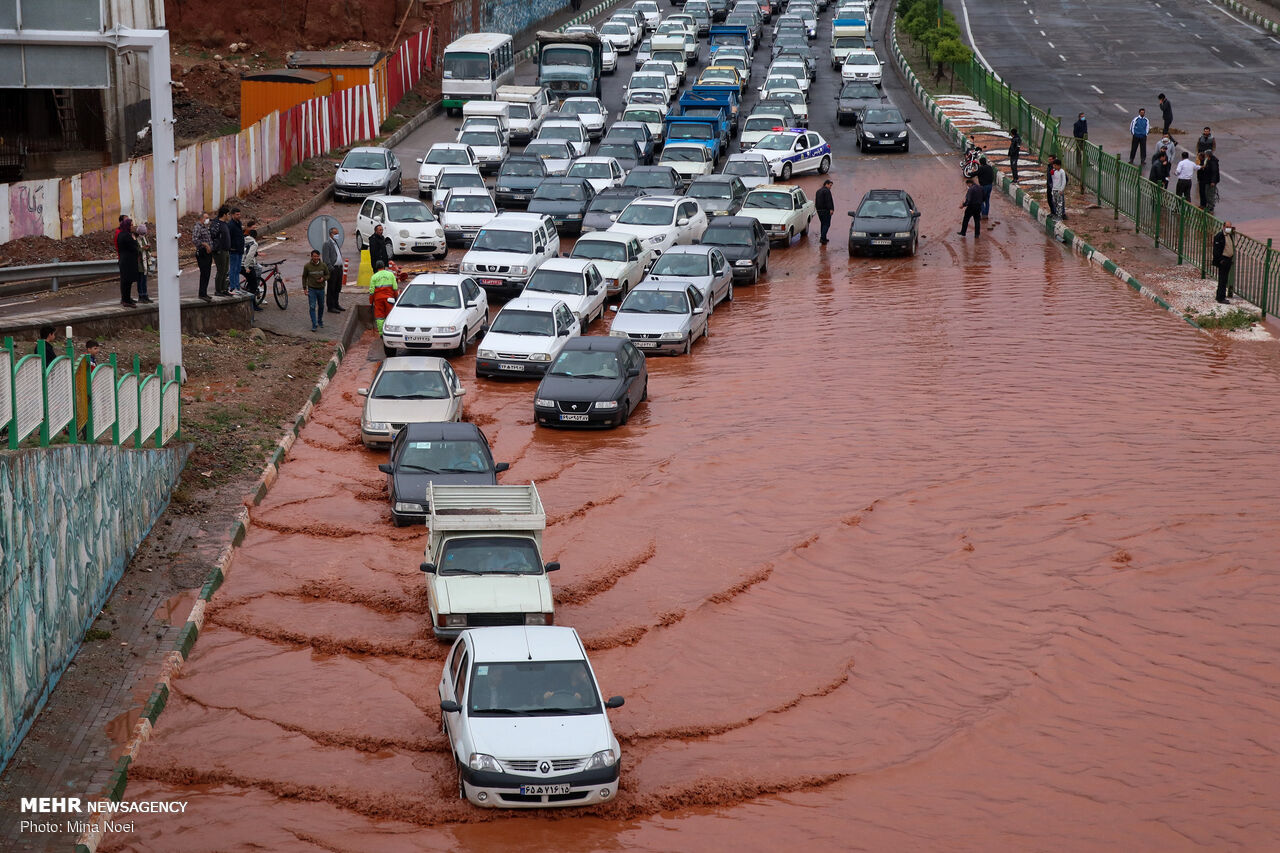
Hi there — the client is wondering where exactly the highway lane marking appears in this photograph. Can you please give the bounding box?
[1221,171,1242,185]
[1039,29,1046,36]
[1058,53,1067,61]
[1090,85,1104,94]
[958,0,1001,80]
[1194,33,1202,38]
[908,127,939,156]
[1263,78,1277,86]
[1271,36,1280,44]
[1211,45,1220,51]
[1202,0,1265,33]
[1234,60,1245,67]
[1114,102,1127,111]
[1047,40,1055,48]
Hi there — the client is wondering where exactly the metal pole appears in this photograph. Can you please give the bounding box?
[51,257,60,292]
[1177,203,1185,264]
[1153,194,1162,250]
[110,353,121,445]
[6,337,16,450]
[133,354,142,449]
[66,338,77,445]
[1262,239,1273,319]
[1113,156,1120,220]
[39,341,50,447]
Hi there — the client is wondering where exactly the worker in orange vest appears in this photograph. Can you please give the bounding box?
[369,261,399,333]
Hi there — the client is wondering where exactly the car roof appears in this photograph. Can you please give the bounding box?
[438,165,483,175]
[572,156,620,165]
[627,193,684,204]
[862,189,912,201]
[442,186,492,196]
[463,626,586,663]
[499,295,567,313]
[692,174,737,184]
[485,212,551,229]
[747,184,794,193]
[537,257,593,273]
[659,244,713,256]
[705,214,757,227]
[561,334,629,353]
[379,356,452,372]
[576,230,634,243]
[429,142,470,150]
[407,273,468,286]
[347,145,390,154]
[633,278,697,293]
[401,421,485,440]
[726,152,769,162]
[364,194,423,203]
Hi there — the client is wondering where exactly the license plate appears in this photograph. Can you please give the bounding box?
[871,239,892,245]
[520,784,571,795]
[414,243,432,250]
[511,193,528,199]
[561,413,590,421]
[498,363,526,371]
[634,341,658,348]
[405,334,433,343]
[480,278,503,286]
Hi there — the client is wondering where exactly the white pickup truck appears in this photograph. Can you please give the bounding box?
[420,483,558,639]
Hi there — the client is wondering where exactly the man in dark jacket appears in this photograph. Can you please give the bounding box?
[34,325,59,365]
[1212,222,1236,303]
[322,226,345,312]
[975,157,996,217]
[1045,160,1057,216]
[1196,127,1216,155]
[815,179,834,244]
[1198,151,1220,212]
[1157,93,1174,141]
[957,178,984,238]
[1149,153,1171,189]
[116,218,140,306]
[1073,113,1087,140]
[211,206,231,296]
[368,224,394,270]
[227,207,245,292]
[1008,128,1022,182]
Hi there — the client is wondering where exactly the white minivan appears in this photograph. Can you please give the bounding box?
[460,212,562,300]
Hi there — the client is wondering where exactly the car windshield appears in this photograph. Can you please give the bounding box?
[459,131,500,147]
[371,369,451,400]
[541,125,584,141]
[563,100,602,116]
[745,116,783,132]
[688,182,731,199]
[399,439,490,473]
[702,225,753,246]
[628,91,666,105]
[846,53,879,65]
[500,160,543,177]
[863,108,904,124]
[624,172,675,189]
[386,201,435,223]
[608,127,646,144]
[771,91,804,105]
[598,144,638,162]
[834,37,867,49]
[443,51,490,80]
[653,51,684,64]
[570,162,614,178]
[468,660,600,716]
[724,159,769,177]
[625,109,662,124]
[572,239,627,261]
[505,104,531,119]
[840,82,879,98]
[755,133,799,151]
[745,190,792,210]
[341,151,387,170]
[526,269,585,295]
[525,142,571,160]
[439,173,485,191]
[617,203,674,225]
[397,284,462,309]
[533,183,587,201]
[620,289,689,314]
[445,194,495,213]
[631,76,667,90]
[439,536,543,577]
[427,148,470,165]
[662,147,706,163]
[652,253,709,276]
[490,308,554,336]
[701,69,735,82]
[602,22,629,34]
[667,123,715,140]
[471,229,533,253]
[858,198,911,218]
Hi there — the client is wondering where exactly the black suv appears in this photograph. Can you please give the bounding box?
[527,177,597,236]
[857,106,912,153]
[847,189,921,257]
[698,215,771,284]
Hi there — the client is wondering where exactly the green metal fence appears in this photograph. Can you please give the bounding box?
[951,59,1280,318]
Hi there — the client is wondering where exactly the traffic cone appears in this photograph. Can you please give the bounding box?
[343,258,350,286]
[357,249,372,291]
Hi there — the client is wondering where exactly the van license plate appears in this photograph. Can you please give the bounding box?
[498,363,525,371]
[561,413,590,422]
[480,278,503,286]
[520,784,571,795]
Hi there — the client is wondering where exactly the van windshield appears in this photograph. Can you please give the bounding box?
[472,229,533,253]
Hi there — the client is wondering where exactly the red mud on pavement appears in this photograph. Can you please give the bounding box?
[103,157,1280,852]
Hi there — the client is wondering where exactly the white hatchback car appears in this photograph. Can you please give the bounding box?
[381,274,490,357]
[721,152,774,189]
[438,187,498,247]
[569,231,652,298]
[607,195,708,257]
[476,296,581,378]
[600,20,637,53]
[601,39,619,72]
[358,356,465,447]
[523,140,575,177]
[567,156,627,193]
[416,143,476,197]
[438,626,624,809]
[522,258,609,327]
[355,195,447,259]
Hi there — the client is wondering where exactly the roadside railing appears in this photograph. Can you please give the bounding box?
[950,58,1059,162]
[1,337,182,449]
[0,259,119,296]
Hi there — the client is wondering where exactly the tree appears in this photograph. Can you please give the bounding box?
[933,37,973,91]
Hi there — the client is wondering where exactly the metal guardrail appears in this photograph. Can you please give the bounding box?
[0,259,119,293]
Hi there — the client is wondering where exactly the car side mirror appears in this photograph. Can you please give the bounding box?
[377,463,393,474]
[609,304,619,312]
[605,695,625,709]
[357,387,369,396]
[544,561,561,572]
[677,217,689,226]
[455,386,467,396]
[415,157,424,163]
[905,117,912,123]
[536,244,546,253]
[440,700,461,713]
[627,367,641,377]
[420,561,436,573]
[847,211,855,217]
[495,462,510,472]
[559,327,570,336]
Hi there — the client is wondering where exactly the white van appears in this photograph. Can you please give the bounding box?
[460,212,562,300]
[497,85,553,143]
[461,100,512,140]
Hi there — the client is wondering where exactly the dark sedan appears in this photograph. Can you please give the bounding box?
[583,187,651,232]
[527,177,596,236]
[597,139,644,172]
[604,122,657,165]
[688,175,748,217]
[698,215,770,283]
[857,107,912,153]
[622,165,684,194]
[847,189,921,257]
[494,155,548,207]
[836,81,886,126]
[534,336,648,428]
[378,422,509,526]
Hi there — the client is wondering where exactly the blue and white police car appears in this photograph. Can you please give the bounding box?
[749,128,832,180]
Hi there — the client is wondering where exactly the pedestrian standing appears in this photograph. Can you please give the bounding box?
[322,226,346,312]
[243,227,264,311]
[135,222,153,303]
[369,224,393,271]
[370,261,399,334]
[1212,222,1236,303]
[211,206,231,296]
[1128,108,1150,165]
[1196,127,1216,155]
[1051,158,1067,220]
[1073,112,1088,140]
[192,211,214,302]
[1173,151,1199,201]
[227,207,245,293]
[34,325,58,365]
[957,177,983,238]
[1157,93,1174,141]
[1045,160,1057,217]
[1199,150,1220,212]
[1155,135,1175,165]
[1149,153,1171,189]
[975,157,996,217]
[302,249,330,331]
[84,339,101,368]
[117,218,140,307]
[1008,127,1022,182]
[815,179,834,244]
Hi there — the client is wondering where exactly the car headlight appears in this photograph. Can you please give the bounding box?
[567,213,583,219]
[478,349,497,359]
[394,502,424,512]
[528,352,552,362]
[603,278,618,288]
[660,330,685,340]
[435,226,445,237]
[584,749,617,770]
[863,130,876,138]
[609,329,629,338]
[851,231,868,237]
[383,324,402,334]
[594,400,619,410]
[461,262,477,272]
[496,184,511,191]
[364,421,390,432]
[509,265,530,277]
[535,398,556,407]
[468,753,502,772]
[893,232,913,238]
[734,259,754,266]
[435,325,459,334]
[646,235,666,245]
[399,229,411,238]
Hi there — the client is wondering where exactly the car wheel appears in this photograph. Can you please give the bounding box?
[760,254,768,275]
[909,235,919,256]
[802,217,810,237]
[726,282,733,302]
[641,380,648,402]
[456,761,466,800]
[780,162,792,180]
[357,232,366,250]
[848,243,857,258]
[818,155,830,174]
[394,177,402,194]
[455,327,470,356]
[903,140,910,153]
[619,404,629,427]
[434,246,448,260]
[383,342,398,358]
[683,336,692,355]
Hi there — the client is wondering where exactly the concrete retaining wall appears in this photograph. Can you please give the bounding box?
[0,443,189,772]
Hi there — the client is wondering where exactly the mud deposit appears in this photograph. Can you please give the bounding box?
[103,158,1280,851]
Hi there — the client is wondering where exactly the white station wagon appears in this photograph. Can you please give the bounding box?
[569,231,652,298]
[439,626,624,808]
[739,184,816,244]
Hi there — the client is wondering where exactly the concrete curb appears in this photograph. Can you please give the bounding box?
[72,307,367,853]
[888,16,1204,333]
[1218,0,1280,32]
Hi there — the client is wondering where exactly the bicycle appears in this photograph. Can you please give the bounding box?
[243,261,289,310]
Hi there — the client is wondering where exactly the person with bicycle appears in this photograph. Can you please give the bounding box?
[242,224,264,312]
[369,260,398,334]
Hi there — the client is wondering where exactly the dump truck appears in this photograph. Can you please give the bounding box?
[537,31,603,103]
[420,483,558,639]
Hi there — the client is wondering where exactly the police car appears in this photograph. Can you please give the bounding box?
[749,128,832,180]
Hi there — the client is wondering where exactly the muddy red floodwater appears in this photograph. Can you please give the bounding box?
[103,154,1280,852]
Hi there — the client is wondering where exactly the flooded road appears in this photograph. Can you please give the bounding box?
[102,153,1280,851]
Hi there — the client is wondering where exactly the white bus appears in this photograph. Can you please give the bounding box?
[442,33,516,116]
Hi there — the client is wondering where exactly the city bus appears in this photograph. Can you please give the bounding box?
[442,33,516,116]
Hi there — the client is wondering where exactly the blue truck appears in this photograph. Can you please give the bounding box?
[708,24,752,58]
[688,83,741,125]
[664,114,727,164]
[677,90,737,140]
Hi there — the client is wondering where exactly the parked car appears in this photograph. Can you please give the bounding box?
[608,279,709,356]
[757,82,809,126]
[582,187,651,233]
[522,259,609,328]
[642,244,734,309]
[622,165,684,194]
[620,103,669,142]
[569,231,652,298]
[836,81,886,125]
[527,177,596,236]
[460,212,562,300]
[380,273,490,357]
[721,152,773,189]
[698,214,770,283]
[523,140,575,177]
[438,626,624,807]
[433,166,488,213]
[601,39,619,73]
[568,157,627,193]
[686,174,748,217]
[335,146,402,200]
[534,336,648,428]
[634,37,652,70]
[476,296,581,378]
[355,195,447,260]
[380,422,508,526]
[358,356,465,447]
[494,155,548,208]
[607,194,708,256]
[857,106,911,153]
[438,187,498,247]
[847,188,921,257]
[416,143,476,197]
[538,118,591,158]
[739,184,815,244]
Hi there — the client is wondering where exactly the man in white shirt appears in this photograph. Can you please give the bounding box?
[1172,152,1200,201]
